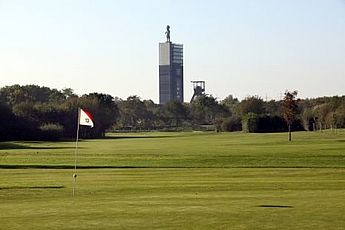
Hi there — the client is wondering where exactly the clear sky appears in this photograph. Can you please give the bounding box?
[0,0,344,102]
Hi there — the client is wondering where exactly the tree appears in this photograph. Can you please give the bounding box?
[301,107,314,131]
[335,104,345,128]
[239,96,265,116]
[79,93,119,138]
[221,116,242,132]
[0,101,16,140]
[241,112,258,133]
[163,100,188,127]
[220,95,242,132]
[313,103,333,130]
[221,95,239,116]
[62,88,76,99]
[281,90,298,141]
[264,99,280,116]
[116,96,154,130]
[191,95,228,130]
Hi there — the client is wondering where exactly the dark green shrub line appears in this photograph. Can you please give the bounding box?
[1,85,345,140]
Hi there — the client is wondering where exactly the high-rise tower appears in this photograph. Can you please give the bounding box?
[159,25,183,104]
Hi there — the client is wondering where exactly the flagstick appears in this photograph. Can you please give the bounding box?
[73,108,81,198]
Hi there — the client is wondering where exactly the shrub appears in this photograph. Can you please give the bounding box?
[39,123,64,140]
[221,116,242,132]
[241,113,258,133]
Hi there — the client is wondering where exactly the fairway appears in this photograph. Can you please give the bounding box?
[1,131,345,229]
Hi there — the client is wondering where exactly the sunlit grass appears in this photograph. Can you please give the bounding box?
[1,131,345,229]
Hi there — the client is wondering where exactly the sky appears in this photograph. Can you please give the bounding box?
[0,0,344,103]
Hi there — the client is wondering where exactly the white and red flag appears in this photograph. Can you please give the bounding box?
[79,108,94,128]
[73,108,94,197]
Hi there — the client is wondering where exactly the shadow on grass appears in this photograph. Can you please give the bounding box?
[0,165,146,169]
[257,205,293,208]
[3,165,344,170]
[0,142,75,150]
[104,135,174,140]
[0,186,64,190]
[104,132,215,140]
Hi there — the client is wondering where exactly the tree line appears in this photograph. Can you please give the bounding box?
[0,84,344,141]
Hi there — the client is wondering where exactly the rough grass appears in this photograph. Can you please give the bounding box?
[1,131,345,229]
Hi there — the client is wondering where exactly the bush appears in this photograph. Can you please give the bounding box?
[335,105,345,128]
[221,116,242,132]
[256,116,286,133]
[241,113,258,133]
[241,114,304,133]
[39,123,64,140]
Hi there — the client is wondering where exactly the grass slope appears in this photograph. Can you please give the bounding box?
[1,131,345,229]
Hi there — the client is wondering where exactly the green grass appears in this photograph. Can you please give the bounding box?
[1,131,345,229]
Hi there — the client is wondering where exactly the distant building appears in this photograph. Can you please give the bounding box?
[159,28,183,104]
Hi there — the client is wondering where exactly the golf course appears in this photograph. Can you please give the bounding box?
[1,131,345,229]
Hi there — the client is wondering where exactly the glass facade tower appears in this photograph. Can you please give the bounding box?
[159,42,184,104]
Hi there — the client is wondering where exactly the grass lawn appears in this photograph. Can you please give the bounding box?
[1,131,345,229]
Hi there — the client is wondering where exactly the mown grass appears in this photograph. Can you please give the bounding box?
[1,131,345,229]
[1,130,345,168]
